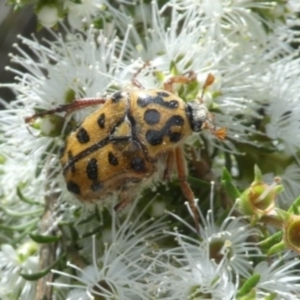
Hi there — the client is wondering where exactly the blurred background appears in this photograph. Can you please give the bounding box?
[0,2,37,104]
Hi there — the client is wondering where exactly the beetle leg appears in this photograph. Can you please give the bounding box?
[196,73,215,104]
[131,78,145,89]
[131,61,151,89]
[174,146,200,233]
[114,190,134,212]
[25,97,107,123]
[163,71,197,92]
[163,150,175,181]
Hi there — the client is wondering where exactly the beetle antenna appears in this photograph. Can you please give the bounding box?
[25,98,106,123]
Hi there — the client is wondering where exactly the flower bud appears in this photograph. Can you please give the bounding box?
[238,165,283,220]
[17,241,38,262]
[283,214,300,253]
[30,114,65,137]
[37,5,60,28]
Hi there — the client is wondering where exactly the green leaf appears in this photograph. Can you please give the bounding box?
[254,164,263,182]
[237,288,256,300]
[237,274,260,297]
[187,175,211,188]
[0,205,43,217]
[64,89,76,104]
[263,293,277,300]
[30,233,61,244]
[17,186,41,206]
[77,212,98,225]
[0,218,39,232]
[288,194,300,214]
[221,167,241,200]
[81,225,103,238]
[12,222,37,246]
[258,231,283,249]
[169,61,179,75]
[221,167,233,181]
[20,268,50,281]
[267,241,286,256]
[20,253,66,281]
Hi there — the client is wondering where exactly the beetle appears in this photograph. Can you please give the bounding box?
[26,68,225,232]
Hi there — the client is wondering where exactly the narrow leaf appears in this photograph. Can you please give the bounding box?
[30,233,61,244]
[237,274,260,297]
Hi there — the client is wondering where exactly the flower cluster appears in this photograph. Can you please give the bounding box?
[1,0,300,299]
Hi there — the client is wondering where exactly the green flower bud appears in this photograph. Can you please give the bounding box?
[283,214,300,253]
[238,165,283,220]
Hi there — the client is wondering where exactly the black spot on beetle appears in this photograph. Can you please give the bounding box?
[165,115,184,143]
[63,137,110,174]
[169,100,179,109]
[91,181,103,192]
[137,93,179,109]
[144,109,161,125]
[59,145,66,158]
[166,115,184,127]
[67,181,81,195]
[76,127,90,143]
[97,113,105,129]
[156,91,170,98]
[145,115,185,146]
[168,131,181,143]
[67,151,75,172]
[108,152,119,166]
[111,91,123,103]
[86,158,98,180]
[131,157,146,172]
[67,150,73,160]
[146,130,163,146]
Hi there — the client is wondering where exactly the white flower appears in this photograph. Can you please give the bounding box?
[51,200,167,299]
[106,0,278,151]
[265,57,300,157]
[255,253,300,299]
[37,5,60,28]
[3,0,296,208]
[0,243,39,299]
[145,182,261,298]
[167,182,261,278]
[174,0,277,44]
[64,0,105,29]
[263,164,300,207]
[0,26,133,204]
[0,126,54,203]
[152,240,237,299]
[288,0,300,13]
[1,2,300,299]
